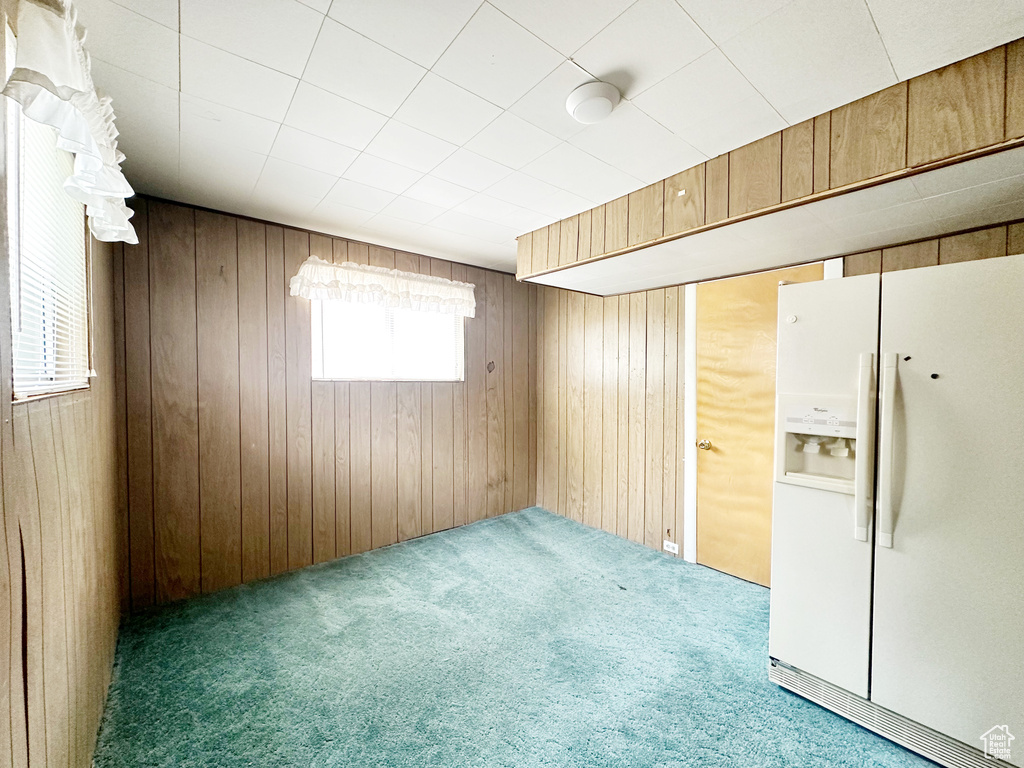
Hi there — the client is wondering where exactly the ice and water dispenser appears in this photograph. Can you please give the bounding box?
[775,395,858,495]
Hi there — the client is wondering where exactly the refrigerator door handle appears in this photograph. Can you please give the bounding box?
[877,353,898,548]
[853,352,874,541]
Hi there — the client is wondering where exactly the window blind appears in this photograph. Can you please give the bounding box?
[10,107,90,398]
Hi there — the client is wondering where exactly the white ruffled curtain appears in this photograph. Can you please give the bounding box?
[2,0,137,243]
[290,256,477,318]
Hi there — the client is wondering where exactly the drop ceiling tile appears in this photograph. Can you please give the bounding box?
[380,196,448,224]
[309,199,375,229]
[73,0,179,87]
[91,60,179,158]
[393,74,502,145]
[485,172,562,211]
[404,176,476,208]
[303,19,426,115]
[909,148,1024,198]
[343,154,422,195]
[284,83,389,150]
[322,178,397,213]
[180,37,298,122]
[573,0,714,98]
[865,0,1024,80]
[508,61,596,141]
[326,0,480,68]
[721,0,897,125]
[488,0,635,56]
[432,210,521,244]
[270,126,359,177]
[365,122,458,174]
[432,4,563,109]
[179,137,267,198]
[180,0,324,77]
[569,103,707,183]
[920,174,1024,221]
[254,157,339,202]
[432,149,513,192]
[809,177,921,222]
[297,0,331,11]
[523,143,638,204]
[540,189,601,219]
[102,0,179,28]
[359,214,425,241]
[632,48,786,157]
[455,194,550,230]
[465,113,561,169]
[181,94,282,155]
[674,0,795,44]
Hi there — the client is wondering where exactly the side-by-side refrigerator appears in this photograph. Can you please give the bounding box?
[768,254,1024,768]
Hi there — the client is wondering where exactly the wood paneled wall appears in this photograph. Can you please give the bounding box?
[843,220,1024,275]
[518,37,1024,279]
[119,198,537,608]
[535,287,686,555]
[0,239,123,768]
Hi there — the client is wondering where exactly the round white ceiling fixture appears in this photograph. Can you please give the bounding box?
[565,81,621,124]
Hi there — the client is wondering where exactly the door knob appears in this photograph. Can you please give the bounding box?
[698,439,712,450]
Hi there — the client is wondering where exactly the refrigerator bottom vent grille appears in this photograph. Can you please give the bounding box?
[769,660,1014,768]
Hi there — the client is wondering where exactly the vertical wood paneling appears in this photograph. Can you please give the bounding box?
[616,296,629,539]
[705,156,729,223]
[830,82,908,188]
[453,264,470,525]
[843,250,882,276]
[559,215,579,266]
[516,232,532,278]
[729,133,782,217]
[546,221,561,271]
[939,227,1007,263]
[149,202,200,603]
[883,240,939,271]
[196,211,242,593]
[542,289,559,511]
[813,113,831,193]
[535,288,546,507]
[121,201,537,611]
[310,234,336,564]
[605,197,629,253]
[284,229,313,570]
[368,247,398,548]
[112,244,130,610]
[431,260,455,532]
[532,226,549,273]
[485,272,505,519]
[781,120,814,201]
[628,181,665,246]
[237,220,270,581]
[266,226,289,575]
[662,287,679,550]
[578,210,593,264]
[908,47,1006,166]
[664,165,705,236]
[627,293,647,544]
[557,292,568,517]
[465,267,488,524]
[601,298,618,534]
[123,201,154,607]
[1009,39,1024,140]
[643,290,665,550]
[590,204,606,257]
[566,293,584,523]
[396,252,422,542]
[582,295,603,529]
[512,281,530,512]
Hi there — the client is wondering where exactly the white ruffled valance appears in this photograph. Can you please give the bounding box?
[2,0,137,243]
[290,256,477,318]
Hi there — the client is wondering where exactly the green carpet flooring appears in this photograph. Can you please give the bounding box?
[95,508,933,767]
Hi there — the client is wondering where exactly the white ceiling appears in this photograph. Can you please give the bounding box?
[78,0,1024,272]
[531,147,1024,294]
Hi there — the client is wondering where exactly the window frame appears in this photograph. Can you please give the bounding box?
[4,34,93,402]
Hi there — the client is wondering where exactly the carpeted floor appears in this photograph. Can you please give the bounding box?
[94,507,933,767]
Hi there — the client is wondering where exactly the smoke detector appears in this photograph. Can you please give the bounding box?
[565,81,621,124]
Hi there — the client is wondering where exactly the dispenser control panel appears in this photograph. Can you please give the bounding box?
[783,402,856,439]
[776,395,859,494]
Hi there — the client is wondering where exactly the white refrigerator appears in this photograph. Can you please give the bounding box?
[768,254,1024,768]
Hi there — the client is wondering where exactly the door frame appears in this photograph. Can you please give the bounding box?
[680,258,845,564]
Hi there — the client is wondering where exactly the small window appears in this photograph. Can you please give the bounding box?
[6,29,91,399]
[312,301,465,381]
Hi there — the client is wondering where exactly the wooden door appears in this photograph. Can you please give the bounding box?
[695,263,823,586]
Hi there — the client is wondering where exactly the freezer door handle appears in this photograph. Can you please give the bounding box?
[853,352,874,541]
[877,353,898,548]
